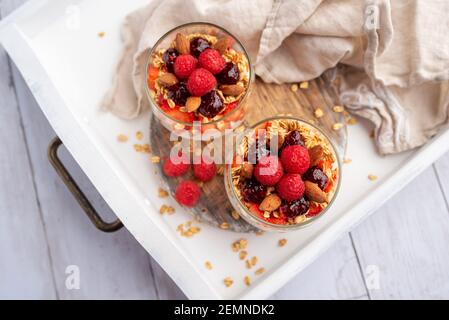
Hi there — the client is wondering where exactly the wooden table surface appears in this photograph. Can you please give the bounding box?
[2,0,449,300]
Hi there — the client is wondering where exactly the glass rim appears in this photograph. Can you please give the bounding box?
[226,115,343,231]
[145,22,254,126]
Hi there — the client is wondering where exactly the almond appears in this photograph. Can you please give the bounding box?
[158,73,178,87]
[186,97,201,112]
[304,181,328,203]
[220,85,245,96]
[213,37,230,55]
[241,162,254,179]
[259,194,282,212]
[175,33,190,55]
[309,145,325,167]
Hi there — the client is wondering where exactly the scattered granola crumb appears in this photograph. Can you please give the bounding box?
[263,212,270,219]
[255,268,266,276]
[255,231,264,236]
[295,215,306,224]
[333,105,345,113]
[220,222,230,230]
[244,276,251,286]
[158,188,169,198]
[291,84,298,92]
[205,261,213,270]
[279,239,288,247]
[344,158,353,164]
[177,221,201,238]
[151,156,161,163]
[98,32,105,38]
[231,210,240,220]
[160,205,175,215]
[368,174,378,181]
[136,131,143,141]
[224,277,234,287]
[117,134,128,143]
[300,81,309,89]
[347,117,358,125]
[332,123,344,131]
[245,260,252,269]
[239,250,248,260]
[250,256,258,267]
[314,108,324,118]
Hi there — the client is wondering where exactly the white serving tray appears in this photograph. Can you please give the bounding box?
[2,0,449,300]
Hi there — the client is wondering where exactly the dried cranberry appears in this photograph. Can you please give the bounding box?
[198,90,224,118]
[190,37,211,57]
[167,82,190,106]
[303,166,328,190]
[283,130,305,147]
[217,62,240,85]
[280,197,310,218]
[240,178,267,204]
[163,48,179,72]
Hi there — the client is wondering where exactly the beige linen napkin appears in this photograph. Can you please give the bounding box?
[102,0,449,155]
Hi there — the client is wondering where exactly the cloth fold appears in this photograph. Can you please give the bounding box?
[102,0,449,155]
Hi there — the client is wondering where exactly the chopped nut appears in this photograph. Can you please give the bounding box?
[117,134,128,143]
[305,181,328,203]
[213,37,231,55]
[186,96,201,112]
[239,250,248,260]
[255,268,265,276]
[231,210,241,220]
[158,188,169,198]
[259,194,282,212]
[291,84,298,92]
[175,33,190,54]
[368,174,378,181]
[158,73,178,87]
[295,215,307,224]
[347,117,358,125]
[205,261,213,270]
[151,156,161,163]
[136,131,143,141]
[224,277,234,288]
[332,123,344,131]
[241,162,254,179]
[279,239,288,247]
[251,256,258,266]
[220,222,230,230]
[314,108,324,118]
[333,105,345,113]
[299,81,309,89]
[309,145,325,167]
[220,84,245,96]
[263,212,271,219]
[244,276,251,286]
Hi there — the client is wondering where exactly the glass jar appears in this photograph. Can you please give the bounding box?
[146,22,254,140]
[224,116,342,232]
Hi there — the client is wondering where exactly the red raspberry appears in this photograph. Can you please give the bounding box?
[187,68,217,97]
[199,49,226,74]
[193,156,217,182]
[175,180,201,207]
[174,54,197,79]
[280,145,310,174]
[254,155,284,186]
[163,153,190,177]
[277,174,305,202]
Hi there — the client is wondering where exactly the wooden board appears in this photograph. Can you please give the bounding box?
[151,78,347,232]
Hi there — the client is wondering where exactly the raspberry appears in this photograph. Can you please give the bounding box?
[187,68,217,97]
[277,174,305,202]
[254,155,284,186]
[175,180,201,207]
[163,153,190,177]
[193,156,217,182]
[173,54,197,80]
[280,145,310,174]
[199,49,226,74]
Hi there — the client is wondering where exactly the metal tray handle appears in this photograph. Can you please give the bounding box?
[48,137,123,233]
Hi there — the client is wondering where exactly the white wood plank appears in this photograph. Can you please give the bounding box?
[434,151,449,207]
[150,260,187,300]
[272,236,368,300]
[0,39,56,299]
[9,62,159,299]
[351,167,449,299]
